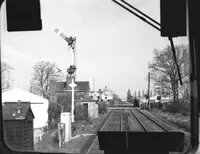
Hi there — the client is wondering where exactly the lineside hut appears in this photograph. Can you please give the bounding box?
[2,88,49,143]
[3,101,35,151]
[75,100,98,119]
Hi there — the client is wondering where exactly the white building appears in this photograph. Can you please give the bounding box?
[101,86,114,101]
[89,91,100,100]
[140,95,171,104]
[76,101,98,119]
[2,88,49,129]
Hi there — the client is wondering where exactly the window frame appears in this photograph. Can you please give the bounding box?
[0,0,199,153]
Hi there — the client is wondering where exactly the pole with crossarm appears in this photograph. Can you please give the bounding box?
[54,28,77,81]
[69,76,77,122]
[67,65,77,123]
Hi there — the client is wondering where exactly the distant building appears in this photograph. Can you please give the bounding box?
[89,86,116,103]
[101,86,114,101]
[75,100,98,119]
[49,77,90,105]
[50,75,90,93]
[89,91,100,101]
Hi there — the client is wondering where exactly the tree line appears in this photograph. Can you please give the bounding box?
[1,61,13,90]
[127,44,189,105]
[149,45,189,103]
[1,60,65,97]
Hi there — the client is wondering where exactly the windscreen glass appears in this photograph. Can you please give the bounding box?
[1,0,190,153]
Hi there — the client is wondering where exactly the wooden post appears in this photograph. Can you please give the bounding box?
[58,123,62,148]
[148,72,150,110]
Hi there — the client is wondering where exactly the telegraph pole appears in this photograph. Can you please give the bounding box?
[148,72,150,110]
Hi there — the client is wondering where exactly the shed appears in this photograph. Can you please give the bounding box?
[3,102,34,151]
[2,88,49,129]
[76,100,98,119]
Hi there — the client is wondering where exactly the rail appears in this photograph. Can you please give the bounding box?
[135,108,169,132]
[120,109,123,131]
[129,109,148,132]
[86,109,114,154]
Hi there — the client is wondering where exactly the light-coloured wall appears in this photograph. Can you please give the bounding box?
[78,101,98,119]
[101,92,113,101]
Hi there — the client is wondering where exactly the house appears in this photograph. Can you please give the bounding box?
[3,102,34,151]
[75,81,90,93]
[139,95,171,106]
[89,86,116,103]
[89,91,100,100]
[50,76,90,93]
[101,86,114,101]
[49,79,90,103]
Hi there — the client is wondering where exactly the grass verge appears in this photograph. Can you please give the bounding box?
[34,111,110,153]
[150,108,190,132]
[80,110,112,153]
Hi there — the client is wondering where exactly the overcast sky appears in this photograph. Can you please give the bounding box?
[1,0,188,98]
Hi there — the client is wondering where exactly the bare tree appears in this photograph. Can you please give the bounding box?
[148,45,189,102]
[1,61,13,90]
[29,61,64,99]
[127,89,132,102]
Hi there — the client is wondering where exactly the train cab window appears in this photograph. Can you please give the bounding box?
[0,0,199,154]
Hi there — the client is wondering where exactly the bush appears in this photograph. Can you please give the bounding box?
[163,99,190,116]
[57,95,71,112]
[48,120,59,130]
[164,102,181,113]
[51,130,59,144]
[98,102,108,114]
[74,104,89,121]
[108,100,114,107]
[151,108,190,132]
[43,125,48,133]
[48,102,61,130]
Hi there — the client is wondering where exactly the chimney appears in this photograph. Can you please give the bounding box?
[17,100,22,114]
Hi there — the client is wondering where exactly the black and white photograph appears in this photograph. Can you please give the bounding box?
[0,0,199,154]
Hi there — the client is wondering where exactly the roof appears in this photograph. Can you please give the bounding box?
[75,81,90,92]
[2,88,48,103]
[3,102,34,120]
[50,82,66,92]
[102,86,115,95]
[50,81,90,92]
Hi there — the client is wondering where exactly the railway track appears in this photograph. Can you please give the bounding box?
[129,109,169,132]
[86,109,124,154]
[86,108,178,154]
[86,109,114,154]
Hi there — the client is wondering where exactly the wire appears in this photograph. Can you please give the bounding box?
[112,0,161,31]
[112,0,183,86]
[120,0,160,26]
